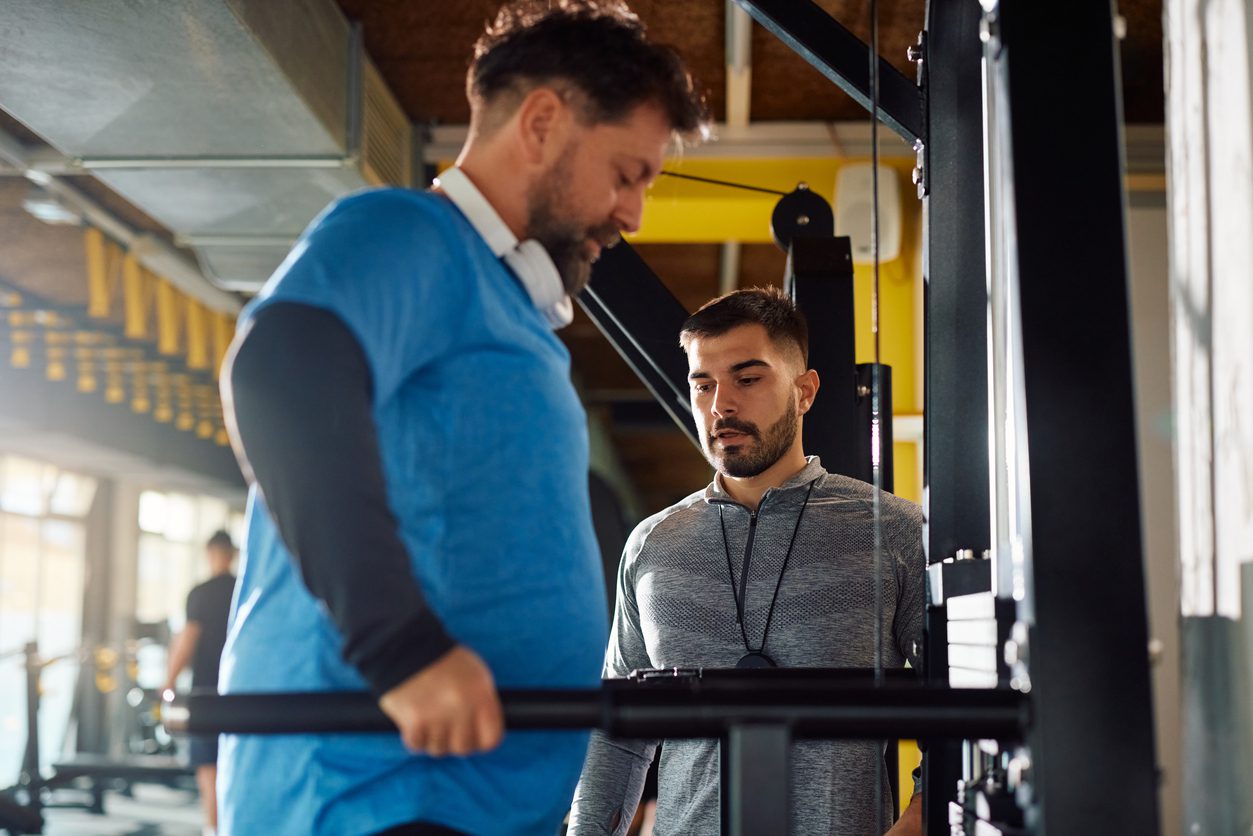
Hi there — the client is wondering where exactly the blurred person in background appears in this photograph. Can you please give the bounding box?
[164,529,237,835]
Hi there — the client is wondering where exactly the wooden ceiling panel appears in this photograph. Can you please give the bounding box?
[628,0,725,122]
[337,0,1163,132]
[749,0,922,122]
[336,0,726,125]
[0,180,90,306]
[336,0,495,124]
[633,242,721,311]
[737,242,788,291]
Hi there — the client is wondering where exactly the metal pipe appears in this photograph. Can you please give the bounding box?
[175,235,297,248]
[724,0,753,130]
[72,155,353,170]
[0,127,240,315]
[163,681,1028,741]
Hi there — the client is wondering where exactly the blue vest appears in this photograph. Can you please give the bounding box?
[219,189,608,835]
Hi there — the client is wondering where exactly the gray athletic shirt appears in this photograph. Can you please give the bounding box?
[567,457,926,836]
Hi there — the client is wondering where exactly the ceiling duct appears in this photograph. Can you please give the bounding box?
[0,0,411,291]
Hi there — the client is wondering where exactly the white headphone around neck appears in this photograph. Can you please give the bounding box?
[435,167,573,330]
[503,240,573,329]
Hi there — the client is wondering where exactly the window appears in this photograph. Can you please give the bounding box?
[0,454,96,787]
[132,491,243,691]
[135,491,239,631]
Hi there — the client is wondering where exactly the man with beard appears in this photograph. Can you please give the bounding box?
[568,287,925,836]
[215,3,707,834]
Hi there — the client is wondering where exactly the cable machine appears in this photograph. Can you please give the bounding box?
[160,1,1161,834]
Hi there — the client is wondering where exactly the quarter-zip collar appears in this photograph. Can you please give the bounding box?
[705,455,826,512]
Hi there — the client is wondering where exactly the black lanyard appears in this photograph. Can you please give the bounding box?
[718,479,817,665]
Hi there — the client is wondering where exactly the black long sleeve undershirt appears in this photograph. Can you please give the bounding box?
[225,302,455,697]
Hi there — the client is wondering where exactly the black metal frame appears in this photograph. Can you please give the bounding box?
[583,234,888,489]
[782,236,894,491]
[919,2,992,832]
[578,244,697,446]
[732,0,924,145]
[986,2,1158,832]
[165,672,1028,836]
[574,0,1159,833]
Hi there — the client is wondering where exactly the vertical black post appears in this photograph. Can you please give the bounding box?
[921,1,990,833]
[21,642,42,796]
[856,363,894,494]
[720,724,792,836]
[922,0,990,582]
[993,0,1159,832]
[73,481,114,755]
[786,236,868,483]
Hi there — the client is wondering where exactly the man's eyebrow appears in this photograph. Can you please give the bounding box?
[687,359,770,381]
[619,155,654,183]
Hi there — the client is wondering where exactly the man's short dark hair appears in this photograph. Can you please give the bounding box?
[469,0,708,139]
[207,530,235,553]
[679,286,809,367]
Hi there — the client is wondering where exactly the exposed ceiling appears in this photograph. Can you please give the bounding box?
[0,0,1166,515]
[338,0,1164,124]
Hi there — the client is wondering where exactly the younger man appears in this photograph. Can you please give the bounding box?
[569,287,925,836]
[164,530,237,833]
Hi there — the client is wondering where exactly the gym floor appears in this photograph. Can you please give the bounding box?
[42,786,202,836]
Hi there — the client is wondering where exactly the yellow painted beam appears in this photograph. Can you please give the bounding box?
[211,313,234,379]
[155,279,182,356]
[186,298,210,369]
[130,364,151,414]
[84,227,112,319]
[76,348,98,393]
[633,157,839,244]
[123,254,151,340]
[104,362,126,404]
[9,331,32,369]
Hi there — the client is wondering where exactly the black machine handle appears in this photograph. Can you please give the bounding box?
[163,669,1028,741]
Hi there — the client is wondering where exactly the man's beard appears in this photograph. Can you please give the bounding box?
[526,151,620,297]
[702,392,799,478]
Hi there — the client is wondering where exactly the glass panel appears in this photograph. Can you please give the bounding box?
[0,514,45,785]
[38,520,85,656]
[228,510,246,546]
[197,497,230,543]
[48,472,98,519]
[0,456,49,516]
[168,542,195,620]
[0,513,41,647]
[138,491,167,535]
[37,519,84,771]
[165,494,196,543]
[135,533,173,625]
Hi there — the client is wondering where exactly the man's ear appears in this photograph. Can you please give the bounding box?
[515,87,569,166]
[797,369,820,414]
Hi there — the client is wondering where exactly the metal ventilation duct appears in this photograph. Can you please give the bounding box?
[0,0,411,291]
